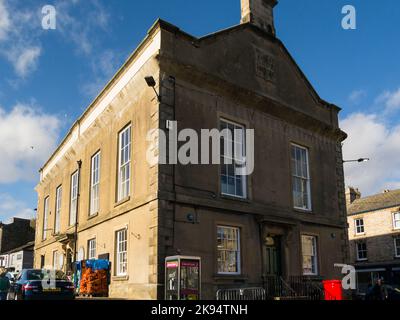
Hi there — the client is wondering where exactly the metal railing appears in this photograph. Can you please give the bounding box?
[216,287,266,300]
[263,276,325,300]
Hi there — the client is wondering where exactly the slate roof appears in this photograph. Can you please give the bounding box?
[347,189,400,215]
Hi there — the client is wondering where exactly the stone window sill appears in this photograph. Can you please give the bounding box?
[114,196,130,208]
[112,275,129,282]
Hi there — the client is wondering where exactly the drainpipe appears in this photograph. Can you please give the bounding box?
[73,160,82,269]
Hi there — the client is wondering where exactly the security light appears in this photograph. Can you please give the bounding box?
[145,76,156,87]
[144,76,161,102]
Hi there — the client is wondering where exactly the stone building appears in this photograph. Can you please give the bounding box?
[347,187,400,294]
[0,241,35,273]
[0,218,35,254]
[34,0,349,299]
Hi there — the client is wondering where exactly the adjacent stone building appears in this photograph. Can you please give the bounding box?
[34,0,349,299]
[347,187,400,294]
[0,241,35,273]
[0,218,35,254]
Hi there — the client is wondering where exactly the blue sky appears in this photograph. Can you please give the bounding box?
[0,0,400,222]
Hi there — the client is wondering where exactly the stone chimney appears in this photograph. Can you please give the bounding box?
[241,0,278,35]
[346,187,361,206]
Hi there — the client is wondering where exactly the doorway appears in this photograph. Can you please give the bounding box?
[264,235,282,277]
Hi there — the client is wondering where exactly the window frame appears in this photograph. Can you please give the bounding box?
[54,185,62,234]
[291,143,312,212]
[393,212,400,230]
[354,218,365,235]
[356,241,368,261]
[52,250,59,270]
[216,225,242,275]
[219,118,247,199]
[89,151,101,216]
[117,125,132,202]
[69,171,79,226]
[42,196,49,241]
[301,235,319,276]
[395,237,400,258]
[115,228,128,276]
[88,238,97,260]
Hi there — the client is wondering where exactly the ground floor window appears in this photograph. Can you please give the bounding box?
[88,238,96,260]
[356,241,368,261]
[217,226,241,274]
[52,251,59,270]
[395,238,400,258]
[301,235,318,275]
[116,229,128,276]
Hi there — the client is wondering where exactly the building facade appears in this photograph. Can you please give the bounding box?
[347,187,400,294]
[0,241,35,273]
[0,218,35,254]
[34,0,349,299]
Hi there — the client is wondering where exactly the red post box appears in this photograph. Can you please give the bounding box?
[323,280,343,300]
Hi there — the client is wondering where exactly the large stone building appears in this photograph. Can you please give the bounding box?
[347,187,400,294]
[34,0,349,299]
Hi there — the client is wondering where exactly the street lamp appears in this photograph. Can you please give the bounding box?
[343,158,370,164]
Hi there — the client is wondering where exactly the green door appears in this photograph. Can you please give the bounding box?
[264,237,282,276]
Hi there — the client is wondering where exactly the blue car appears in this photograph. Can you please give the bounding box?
[8,269,75,300]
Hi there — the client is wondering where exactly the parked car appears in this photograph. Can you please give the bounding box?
[8,269,75,300]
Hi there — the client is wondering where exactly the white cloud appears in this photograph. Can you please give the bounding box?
[0,0,42,79]
[55,0,110,55]
[0,104,61,183]
[11,46,41,78]
[341,112,400,196]
[348,89,366,105]
[376,87,400,114]
[0,0,11,41]
[0,193,35,223]
[81,49,123,98]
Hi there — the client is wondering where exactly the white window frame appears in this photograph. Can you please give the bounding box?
[90,151,101,216]
[291,144,312,211]
[69,171,78,226]
[395,237,400,258]
[393,212,400,230]
[42,197,49,241]
[354,218,365,235]
[356,241,368,261]
[302,235,318,275]
[116,228,128,276]
[220,119,247,199]
[88,238,96,260]
[117,125,131,202]
[55,186,62,234]
[52,251,59,270]
[217,226,241,275]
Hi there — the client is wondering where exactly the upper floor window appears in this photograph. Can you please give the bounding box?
[88,238,96,260]
[69,171,78,226]
[393,212,400,230]
[90,151,101,215]
[116,228,128,276]
[356,241,368,261]
[302,235,318,275]
[42,197,49,241]
[217,226,241,275]
[395,237,400,258]
[117,125,131,202]
[55,186,62,234]
[355,218,365,235]
[220,119,247,199]
[291,144,311,211]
